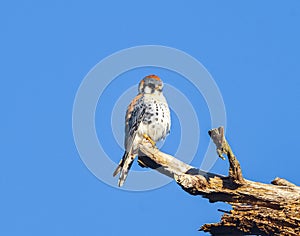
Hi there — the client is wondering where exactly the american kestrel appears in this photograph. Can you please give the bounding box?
[113,75,171,187]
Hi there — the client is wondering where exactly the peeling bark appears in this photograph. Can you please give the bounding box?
[138,127,300,236]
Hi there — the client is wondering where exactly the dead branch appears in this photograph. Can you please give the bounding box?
[138,126,300,236]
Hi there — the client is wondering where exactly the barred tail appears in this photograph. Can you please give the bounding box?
[113,152,135,187]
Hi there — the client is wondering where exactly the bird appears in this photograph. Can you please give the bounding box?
[113,74,171,187]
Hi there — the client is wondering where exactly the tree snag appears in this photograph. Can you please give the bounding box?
[138,126,300,236]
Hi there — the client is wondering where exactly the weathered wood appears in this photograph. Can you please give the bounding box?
[138,126,300,236]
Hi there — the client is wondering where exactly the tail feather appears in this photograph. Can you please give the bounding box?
[112,164,122,177]
[113,152,135,187]
[118,154,135,187]
[113,152,127,177]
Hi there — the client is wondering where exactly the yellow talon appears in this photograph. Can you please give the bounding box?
[143,134,156,147]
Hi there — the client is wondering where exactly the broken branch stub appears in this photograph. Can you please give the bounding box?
[208,127,245,184]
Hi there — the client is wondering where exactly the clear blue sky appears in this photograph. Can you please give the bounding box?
[1,1,300,236]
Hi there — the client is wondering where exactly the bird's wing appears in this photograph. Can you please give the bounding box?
[113,94,146,186]
[124,93,146,152]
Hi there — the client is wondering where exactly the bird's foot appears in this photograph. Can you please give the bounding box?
[143,134,156,147]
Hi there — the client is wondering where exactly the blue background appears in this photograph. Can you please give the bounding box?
[2,1,300,235]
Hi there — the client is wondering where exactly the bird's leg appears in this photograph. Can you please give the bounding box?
[143,134,156,147]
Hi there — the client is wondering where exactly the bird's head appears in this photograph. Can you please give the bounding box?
[138,75,164,94]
